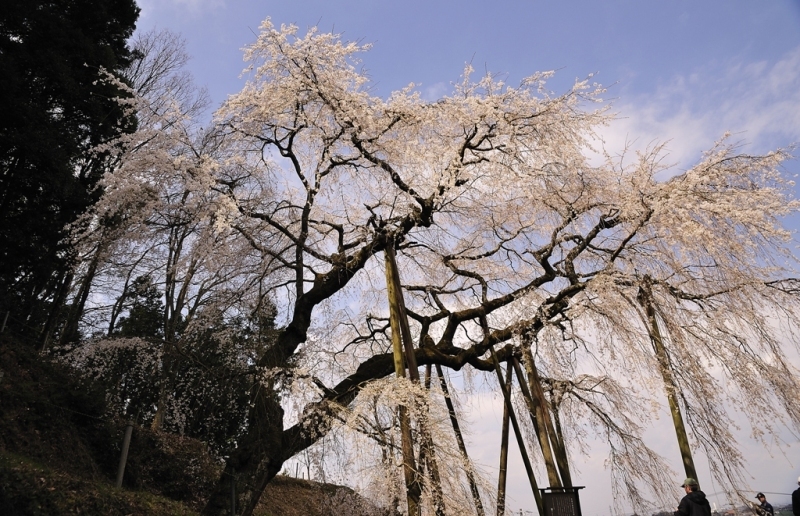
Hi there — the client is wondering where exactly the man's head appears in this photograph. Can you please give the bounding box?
[681,478,699,493]
[756,492,766,502]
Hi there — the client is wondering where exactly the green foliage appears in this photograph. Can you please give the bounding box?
[115,276,166,339]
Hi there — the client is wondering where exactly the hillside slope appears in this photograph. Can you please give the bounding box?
[0,337,388,515]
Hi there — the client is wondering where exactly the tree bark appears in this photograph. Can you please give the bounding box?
[201,377,285,516]
[40,269,73,352]
[61,241,102,346]
[150,342,175,431]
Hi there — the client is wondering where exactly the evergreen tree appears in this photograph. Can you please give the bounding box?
[0,0,139,337]
[115,276,164,339]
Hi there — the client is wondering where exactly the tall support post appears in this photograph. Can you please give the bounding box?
[638,280,698,482]
[115,419,134,488]
[511,357,561,488]
[420,365,446,516]
[385,245,420,381]
[540,395,571,487]
[436,364,486,516]
[520,347,573,487]
[387,244,447,515]
[496,362,513,516]
[549,397,569,479]
[385,246,422,515]
[489,346,543,515]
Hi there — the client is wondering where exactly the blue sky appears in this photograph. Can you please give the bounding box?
[135,1,800,173]
[134,1,800,513]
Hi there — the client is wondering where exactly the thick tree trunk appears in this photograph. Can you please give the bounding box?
[61,234,107,345]
[60,252,98,345]
[201,381,286,516]
[40,270,73,352]
[150,341,178,431]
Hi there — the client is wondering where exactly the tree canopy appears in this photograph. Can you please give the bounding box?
[49,19,800,516]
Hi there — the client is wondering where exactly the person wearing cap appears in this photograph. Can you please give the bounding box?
[792,476,800,516]
[674,477,711,516]
[754,492,774,516]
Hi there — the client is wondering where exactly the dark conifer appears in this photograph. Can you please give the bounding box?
[0,0,139,339]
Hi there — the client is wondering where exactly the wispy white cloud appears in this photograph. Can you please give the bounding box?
[600,46,800,170]
[422,81,450,102]
[172,0,225,11]
[137,0,225,20]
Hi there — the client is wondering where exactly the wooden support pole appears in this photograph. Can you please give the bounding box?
[489,346,543,515]
[385,245,420,380]
[385,247,421,515]
[496,361,512,516]
[520,348,572,488]
[638,282,698,482]
[511,357,561,488]
[550,400,570,486]
[385,248,407,377]
[387,244,447,514]
[115,419,134,488]
[421,365,446,516]
[436,364,486,516]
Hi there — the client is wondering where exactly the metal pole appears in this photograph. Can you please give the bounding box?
[1,311,8,332]
[115,420,134,488]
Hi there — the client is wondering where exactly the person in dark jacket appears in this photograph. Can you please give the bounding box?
[792,476,800,516]
[755,492,774,516]
[674,477,711,516]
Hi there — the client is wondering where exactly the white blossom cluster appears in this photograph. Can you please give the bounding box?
[61,20,800,515]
